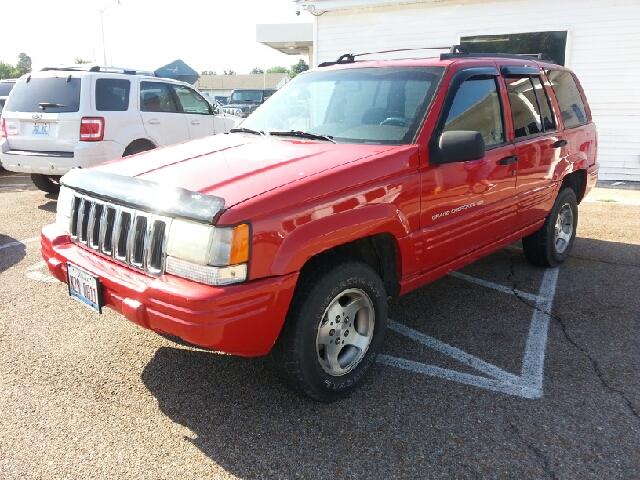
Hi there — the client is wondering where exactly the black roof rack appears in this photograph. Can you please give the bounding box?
[318,45,556,67]
[440,47,556,64]
[39,65,160,76]
[318,45,460,67]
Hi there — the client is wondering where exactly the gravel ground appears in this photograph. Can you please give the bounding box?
[1,171,639,479]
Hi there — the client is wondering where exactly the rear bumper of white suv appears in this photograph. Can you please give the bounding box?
[0,139,122,175]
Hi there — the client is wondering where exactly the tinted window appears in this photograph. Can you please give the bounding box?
[230,91,263,103]
[506,77,543,138]
[0,82,15,96]
[140,82,178,113]
[532,76,556,131]
[546,70,587,128]
[4,77,81,113]
[173,86,211,114]
[444,78,504,147]
[0,99,5,115]
[96,79,130,111]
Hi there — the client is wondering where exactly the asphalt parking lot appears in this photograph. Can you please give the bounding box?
[1,170,639,479]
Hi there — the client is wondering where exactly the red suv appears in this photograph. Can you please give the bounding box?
[42,47,598,402]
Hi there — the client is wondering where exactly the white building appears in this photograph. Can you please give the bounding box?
[274,0,640,181]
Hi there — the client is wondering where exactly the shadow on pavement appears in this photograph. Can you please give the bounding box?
[0,234,27,274]
[140,237,640,479]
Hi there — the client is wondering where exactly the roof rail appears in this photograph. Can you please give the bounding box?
[318,45,458,67]
[317,44,556,67]
[440,47,556,64]
[39,65,160,76]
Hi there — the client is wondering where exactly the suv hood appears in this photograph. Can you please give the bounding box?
[94,134,399,208]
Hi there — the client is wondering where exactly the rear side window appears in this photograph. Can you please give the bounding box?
[4,77,81,113]
[506,77,544,138]
[443,78,505,148]
[546,70,588,128]
[140,82,178,113]
[0,82,14,96]
[96,79,130,111]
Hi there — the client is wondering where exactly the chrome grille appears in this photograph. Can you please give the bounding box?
[69,194,171,275]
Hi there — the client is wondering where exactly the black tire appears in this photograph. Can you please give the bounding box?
[522,187,578,267]
[122,141,154,157]
[30,174,61,194]
[271,258,387,402]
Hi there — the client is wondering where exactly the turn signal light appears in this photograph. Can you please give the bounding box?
[229,223,250,264]
[80,117,105,141]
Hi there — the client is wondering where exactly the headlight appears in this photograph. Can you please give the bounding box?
[56,186,74,233]
[235,109,243,117]
[165,219,250,285]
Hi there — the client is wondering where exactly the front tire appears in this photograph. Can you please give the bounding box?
[522,187,578,267]
[30,174,60,194]
[271,258,387,402]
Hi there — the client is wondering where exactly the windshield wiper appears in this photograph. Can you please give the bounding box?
[268,130,336,143]
[230,127,264,136]
[39,102,67,110]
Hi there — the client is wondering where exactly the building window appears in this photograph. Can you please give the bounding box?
[461,31,568,66]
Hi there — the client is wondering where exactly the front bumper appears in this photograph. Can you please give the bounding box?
[41,223,298,357]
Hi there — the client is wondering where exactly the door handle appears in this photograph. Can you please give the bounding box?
[499,155,518,165]
[190,120,201,125]
[147,119,160,125]
[553,139,568,148]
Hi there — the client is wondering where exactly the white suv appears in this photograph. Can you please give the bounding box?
[0,66,240,193]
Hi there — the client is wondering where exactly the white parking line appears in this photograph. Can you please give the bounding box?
[25,261,58,283]
[0,236,40,250]
[379,268,559,399]
[0,184,30,189]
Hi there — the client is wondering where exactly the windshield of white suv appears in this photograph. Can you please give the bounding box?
[5,77,81,113]
[240,66,444,145]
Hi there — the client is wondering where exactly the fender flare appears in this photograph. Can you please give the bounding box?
[270,203,410,276]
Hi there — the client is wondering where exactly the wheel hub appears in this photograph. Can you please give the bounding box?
[316,288,374,376]
[554,203,574,254]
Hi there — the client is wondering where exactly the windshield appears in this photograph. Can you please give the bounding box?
[230,91,264,103]
[241,66,444,145]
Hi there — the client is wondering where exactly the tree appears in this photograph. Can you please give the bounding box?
[75,57,92,64]
[289,59,309,78]
[266,66,287,74]
[250,67,264,74]
[223,69,236,75]
[0,62,17,79]
[16,53,32,76]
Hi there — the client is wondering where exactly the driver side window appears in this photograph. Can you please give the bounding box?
[443,78,504,148]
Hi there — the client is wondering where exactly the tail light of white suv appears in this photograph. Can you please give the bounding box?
[1,117,6,138]
[80,117,105,141]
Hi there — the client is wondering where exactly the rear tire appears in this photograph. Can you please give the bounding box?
[122,141,155,157]
[271,258,387,402]
[30,174,60,194]
[522,187,578,267]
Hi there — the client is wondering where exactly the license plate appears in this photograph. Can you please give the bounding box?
[32,123,49,135]
[67,263,102,313]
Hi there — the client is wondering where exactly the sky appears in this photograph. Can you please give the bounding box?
[0,0,310,75]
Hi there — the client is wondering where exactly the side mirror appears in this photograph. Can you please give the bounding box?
[435,130,485,164]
